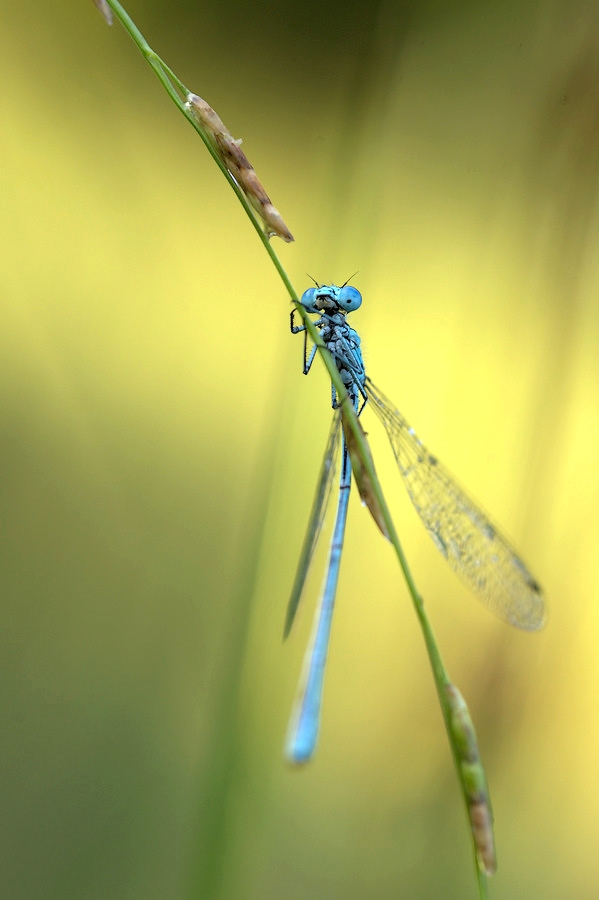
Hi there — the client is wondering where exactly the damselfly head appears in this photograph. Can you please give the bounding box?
[300,284,363,314]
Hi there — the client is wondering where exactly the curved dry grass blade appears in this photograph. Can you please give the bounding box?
[341,405,389,539]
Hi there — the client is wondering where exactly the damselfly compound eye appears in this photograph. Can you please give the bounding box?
[337,286,362,311]
[300,288,319,313]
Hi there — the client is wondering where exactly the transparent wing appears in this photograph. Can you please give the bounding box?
[284,410,342,638]
[365,378,545,630]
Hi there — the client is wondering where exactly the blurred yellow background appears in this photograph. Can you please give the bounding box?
[1,0,598,897]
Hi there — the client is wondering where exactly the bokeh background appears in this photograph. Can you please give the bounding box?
[2,0,598,897]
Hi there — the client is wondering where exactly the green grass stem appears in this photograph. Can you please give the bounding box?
[97,2,495,894]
